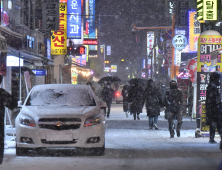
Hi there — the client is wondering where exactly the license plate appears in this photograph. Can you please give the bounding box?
[46,134,73,141]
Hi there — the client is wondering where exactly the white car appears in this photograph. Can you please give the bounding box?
[15,84,106,156]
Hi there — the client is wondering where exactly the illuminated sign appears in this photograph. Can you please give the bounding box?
[111,65,117,72]
[88,0,95,38]
[32,70,47,76]
[83,39,97,45]
[107,46,111,55]
[189,11,201,52]
[197,0,217,21]
[197,35,221,72]
[203,0,217,20]
[172,35,188,50]
[51,3,67,55]
[67,0,81,39]
[7,56,23,66]
[104,67,110,72]
[147,32,154,56]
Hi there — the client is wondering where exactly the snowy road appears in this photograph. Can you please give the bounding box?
[1,104,222,170]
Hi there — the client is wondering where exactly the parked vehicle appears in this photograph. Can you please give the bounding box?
[15,84,106,156]
[115,85,124,104]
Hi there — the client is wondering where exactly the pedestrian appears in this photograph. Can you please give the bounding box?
[206,71,222,148]
[128,80,144,120]
[143,79,162,130]
[101,82,114,118]
[121,85,129,117]
[165,80,183,138]
[0,75,18,164]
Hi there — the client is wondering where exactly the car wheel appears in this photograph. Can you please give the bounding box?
[93,143,105,156]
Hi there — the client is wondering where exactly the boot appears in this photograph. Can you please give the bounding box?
[176,130,180,137]
[154,124,158,130]
[125,112,128,118]
[137,116,140,120]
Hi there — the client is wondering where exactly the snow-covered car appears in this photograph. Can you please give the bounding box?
[15,84,106,156]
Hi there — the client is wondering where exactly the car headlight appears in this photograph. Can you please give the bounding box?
[84,114,101,127]
[19,114,35,127]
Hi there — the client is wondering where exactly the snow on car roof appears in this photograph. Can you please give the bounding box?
[33,84,90,91]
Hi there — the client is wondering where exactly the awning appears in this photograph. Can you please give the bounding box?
[7,46,54,65]
[11,66,35,75]
[0,26,23,39]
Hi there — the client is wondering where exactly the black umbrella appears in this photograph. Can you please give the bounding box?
[128,78,148,89]
[98,76,121,84]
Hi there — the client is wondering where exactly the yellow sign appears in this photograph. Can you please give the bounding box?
[203,0,217,20]
[189,12,201,52]
[197,35,222,72]
[51,3,67,55]
[71,70,78,84]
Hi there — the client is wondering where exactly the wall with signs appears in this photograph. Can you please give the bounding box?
[67,0,81,39]
[51,3,67,55]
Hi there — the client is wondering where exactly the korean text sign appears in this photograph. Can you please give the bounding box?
[67,0,81,39]
[197,35,221,72]
[189,11,201,52]
[203,0,217,20]
[51,3,67,55]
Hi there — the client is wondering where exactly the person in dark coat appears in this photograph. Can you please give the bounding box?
[165,80,183,138]
[206,71,222,147]
[101,82,114,118]
[128,80,144,120]
[143,79,162,130]
[121,85,129,117]
[0,75,18,164]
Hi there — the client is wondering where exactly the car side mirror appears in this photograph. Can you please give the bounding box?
[18,101,23,108]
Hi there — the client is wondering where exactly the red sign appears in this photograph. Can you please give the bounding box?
[83,39,98,45]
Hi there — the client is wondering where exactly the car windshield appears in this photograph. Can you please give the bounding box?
[26,88,96,106]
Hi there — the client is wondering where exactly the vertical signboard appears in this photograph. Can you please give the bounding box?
[189,11,201,52]
[147,32,154,56]
[197,0,203,20]
[42,0,59,33]
[177,1,188,26]
[107,46,111,55]
[51,3,67,55]
[71,70,78,84]
[88,0,95,38]
[67,0,81,39]
[203,0,217,20]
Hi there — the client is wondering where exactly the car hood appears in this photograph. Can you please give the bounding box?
[21,105,99,119]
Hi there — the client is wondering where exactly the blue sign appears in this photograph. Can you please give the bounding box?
[67,0,81,39]
[32,70,47,76]
[172,34,188,51]
[44,38,51,59]
[88,0,95,38]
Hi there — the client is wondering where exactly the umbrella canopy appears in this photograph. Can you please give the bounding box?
[128,78,148,90]
[98,76,121,84]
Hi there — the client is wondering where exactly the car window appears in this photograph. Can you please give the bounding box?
[26,88,96,106]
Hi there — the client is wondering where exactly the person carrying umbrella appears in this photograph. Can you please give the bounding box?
[101,82,114,118]
[128,80,144,120]
[143,79,162,130]
[121,85,129,117]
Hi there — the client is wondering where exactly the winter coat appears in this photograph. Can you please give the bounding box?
[164,88,183,113]
[121,85,129,102]
[101,87,114,104]
[143,87,162,117]
[0,88,18,164]
[206,82,221,124]
[127,85,144,113]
